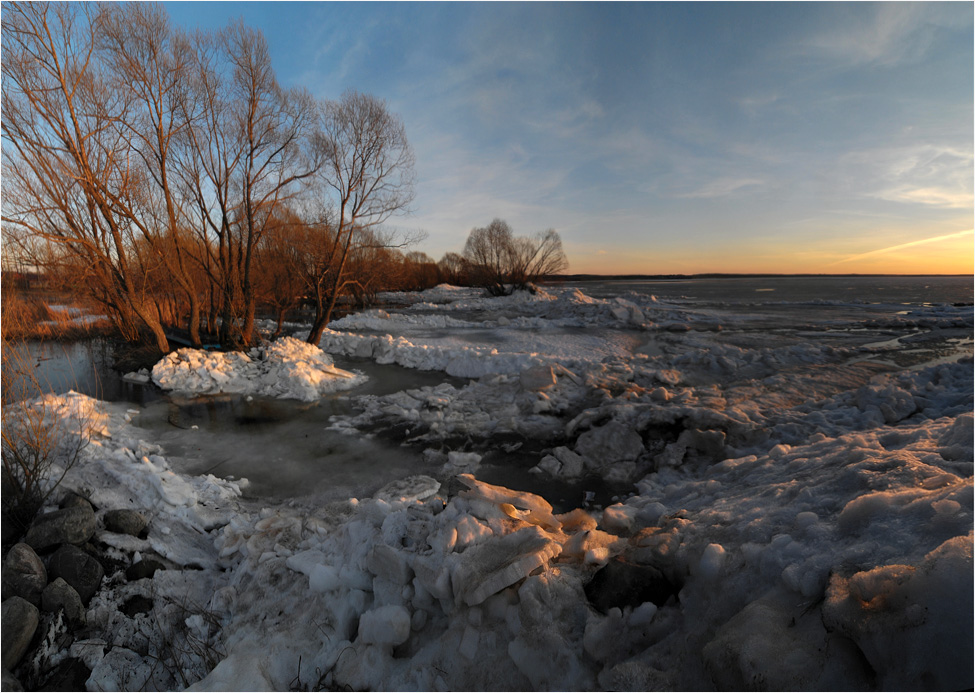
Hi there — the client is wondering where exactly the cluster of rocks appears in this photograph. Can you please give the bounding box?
[1,494,151,690]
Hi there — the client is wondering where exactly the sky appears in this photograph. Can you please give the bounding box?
[165,2,974,275]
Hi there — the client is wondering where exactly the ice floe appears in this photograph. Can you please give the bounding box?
[152,336,366,401]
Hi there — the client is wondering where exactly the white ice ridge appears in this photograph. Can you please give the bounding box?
[152,336,366,401]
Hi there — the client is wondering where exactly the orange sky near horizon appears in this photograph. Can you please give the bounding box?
[565,228,975,276]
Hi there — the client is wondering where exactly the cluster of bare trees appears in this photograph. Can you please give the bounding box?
[1,2,417,352]
[457,219,568,296]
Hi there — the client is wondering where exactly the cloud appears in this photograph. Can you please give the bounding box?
[802,4,940,67]
[839,145,974,210]
[677,177,766,199]
[831,228,974,265]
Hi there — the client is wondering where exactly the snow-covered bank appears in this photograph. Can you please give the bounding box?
[151,336,366,402]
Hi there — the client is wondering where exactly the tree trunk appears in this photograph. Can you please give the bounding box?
[187,292,202,348]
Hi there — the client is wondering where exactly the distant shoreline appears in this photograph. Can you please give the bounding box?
[552,273,974,281]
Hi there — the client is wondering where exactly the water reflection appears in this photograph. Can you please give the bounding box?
[3,338,466,503]
[2,339,163,405]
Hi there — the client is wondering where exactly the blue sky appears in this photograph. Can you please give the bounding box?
[165,2,974,274]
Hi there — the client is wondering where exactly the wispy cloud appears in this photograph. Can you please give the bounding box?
[831,229,974,265]
[803,3,939,67]
[677,177,766,199]
[839,145,974,210]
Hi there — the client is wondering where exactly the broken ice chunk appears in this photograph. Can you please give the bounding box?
[456,474,560,531]
[450,525,561,606]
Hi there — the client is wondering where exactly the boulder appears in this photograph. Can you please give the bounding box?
[42,578,86,626]
[1,597,39,669]
[1,668,23,691]
[48,545,104,605]
[1,543,47,605]
[103,509,147,537]
[59,493,93,511]
[25,505,96,551]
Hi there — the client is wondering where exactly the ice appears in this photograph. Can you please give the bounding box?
[13,282,972,690]
[358,605,412,646]
[152,336,367,401]
[822,533,973,691]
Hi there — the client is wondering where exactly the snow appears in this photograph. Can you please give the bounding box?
[16,282,973,691]
[152,336,366,401]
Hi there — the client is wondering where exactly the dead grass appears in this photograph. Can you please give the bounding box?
[1,285,111,341]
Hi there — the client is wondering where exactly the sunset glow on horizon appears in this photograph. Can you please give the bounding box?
[164,2,974,276]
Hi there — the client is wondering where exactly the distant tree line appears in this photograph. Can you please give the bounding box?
[1,3,568,353]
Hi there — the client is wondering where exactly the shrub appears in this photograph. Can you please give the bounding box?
[1,345,88,537]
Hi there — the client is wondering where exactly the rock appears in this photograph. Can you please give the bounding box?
[103,509,147,537]
[125,559,165,582]
[576,421,644,468]
[2,597,39,669]
[2,668,23,692]
[585,556,678,612]
[25,505,96,551]
[2,543,47,605]
[47,545,104,605]
[41,578,86,626]
[520,365,556,392]
[357,605,412,646]
[59,493,93,511]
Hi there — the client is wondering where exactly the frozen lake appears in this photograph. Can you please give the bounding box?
[12,278,972,691]
[7,275,971,507]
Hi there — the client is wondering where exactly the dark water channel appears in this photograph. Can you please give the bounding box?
[3,340,467,503]
[5,340,620,509]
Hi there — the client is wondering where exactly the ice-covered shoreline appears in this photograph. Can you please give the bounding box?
[6,283,972,691]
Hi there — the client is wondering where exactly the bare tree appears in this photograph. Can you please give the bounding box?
[181,21,319,348]
[95,3,206,346]
[462,219,567,295]
[462,219,517,296]
[438,251,469,285]
[1,2,171,352]
[304,90,417,345]
[510,229,568,288]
